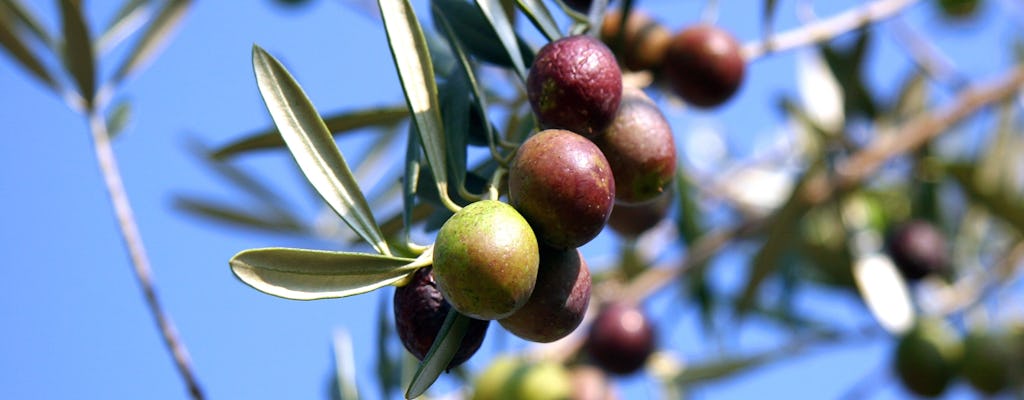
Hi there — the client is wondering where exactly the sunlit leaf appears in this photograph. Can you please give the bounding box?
[0,10,57,89]
[252,45,392,255]
[111,0,192,85]
[59,0,96,107]
[796,49,844,133]
[213,106,408,159]
[405,309,471,399]
[378,0,458,211]
[514,0,561,42]
[229,247,425,300]
[473,0,527,80]
[331,329,360,400]
[853,254,915,335]
[96,0,149,54]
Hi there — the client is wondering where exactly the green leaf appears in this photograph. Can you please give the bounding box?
[948,163,1024,236]
[514,0,562,42]
[0,9,57,89]
[473,0,527,80]
[252,45,392,255]
[96,0,149,54]
[1,0,53,47]
[438,72,471,200]
[59,0,96,107]
[430,0,534,70]
[331,329,360,400]
[762,0,778,40]
[229,247,424,300]
[111,0,192,85]
[187,138,300,222]
[378,0,459,212]
[106,98,132,139]
[173,196,306,234]
[212,105,408,159]
[405,309,471,399]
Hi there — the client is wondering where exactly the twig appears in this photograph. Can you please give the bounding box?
[744,0,920,61]
[88,112,205,399]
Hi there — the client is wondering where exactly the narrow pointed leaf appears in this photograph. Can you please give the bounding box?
[187,138,299,221]
[213,106,408,159]
[2,0,53,46]
[514,0,562,42]
[60,0,96,106]
[474,0,527,80]
[229,247,422,300]
[762,0,778,41]
[0,12,57,88]
[430,0,534,69]
[112,0,192,85]
[252,45,391,255]
[96,0,149,54]
[174,196,306,234]
[853,254,914,335]
[378,0,453,210]
[331,329,360,400]
[405,310,471,399]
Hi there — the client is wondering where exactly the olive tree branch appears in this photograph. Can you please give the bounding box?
[743,0,919,61]
[87,112,205,400]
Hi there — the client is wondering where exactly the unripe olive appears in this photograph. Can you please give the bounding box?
[593,86,676,205]
[600,10,672,72]
[499,246,592,343]
[893,318,962,398]
[663,24,745,108]
[527,35,623,137]
[393,267,489,369]
[509,129,615,249]
[473,356,572,400]
[585,302,656,375]
[433,200,540,320]
[961,328,1021,395]
[884,220,949,281]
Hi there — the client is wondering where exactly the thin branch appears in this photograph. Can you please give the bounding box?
[744,0,920,61]
[88,112,205,399]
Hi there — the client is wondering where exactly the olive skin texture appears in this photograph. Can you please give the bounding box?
[585,302,656,375]
[607,188,673,238]
[600,10,672,72]
[433,200,540,320]
[663,24,745,108]
[893,319,963,398]
[884,220,949,281]
[509,129,615,249]
[527,35,623,138]
[499,246,592,343]
[593,86,676,205]
[393,267,489,369]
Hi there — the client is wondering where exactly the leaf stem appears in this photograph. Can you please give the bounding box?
[87,112,205,400]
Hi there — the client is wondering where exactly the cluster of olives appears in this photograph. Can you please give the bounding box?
[599,9,746,108]
[894,318,1024,397]
[393,29,678,372]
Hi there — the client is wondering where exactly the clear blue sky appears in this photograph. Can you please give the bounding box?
[0,1,1018,399]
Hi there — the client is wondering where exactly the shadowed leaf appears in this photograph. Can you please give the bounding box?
[174,196,306,234]
[252,45,391,255]
[405,309,471,399]
[0,11,57,89]
[473,0,527,80]
[60,0,95,107]
[514,0,561,42]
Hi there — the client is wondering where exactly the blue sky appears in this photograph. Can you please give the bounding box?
[0,1,1019,399]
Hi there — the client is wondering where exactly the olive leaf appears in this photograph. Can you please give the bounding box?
[252,45,392,255]
[59,0,95,107]
[405,309,472,399]
[212,105,408,159]
[96,0,149,54]
[111,0,192,86]
[229,247,429,300]
[430,0,534,70]
[473,0,527,80]
[378,0,460,212]
[514,0,562,42]
[1,0,53,47]
[0,10,57,89]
